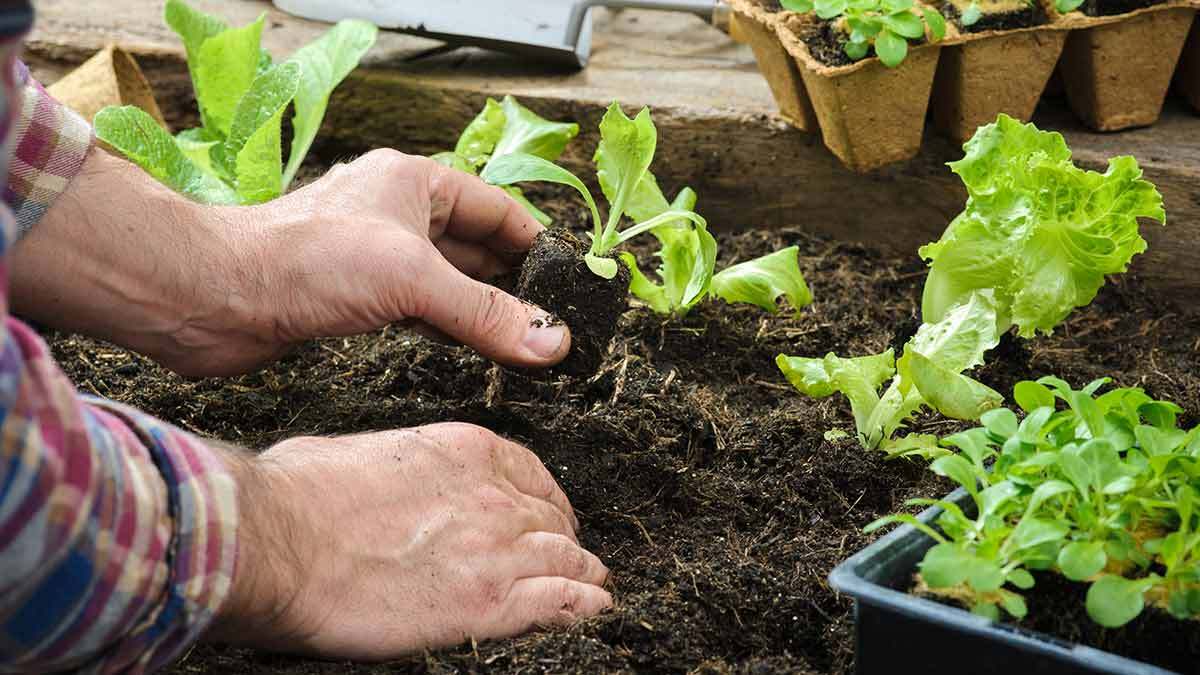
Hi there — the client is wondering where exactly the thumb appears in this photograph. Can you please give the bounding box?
[420,256,571,368]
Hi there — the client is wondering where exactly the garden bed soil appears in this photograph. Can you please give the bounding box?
[45,186,1200,674]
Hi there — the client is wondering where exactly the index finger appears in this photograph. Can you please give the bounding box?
[427,161,544,256]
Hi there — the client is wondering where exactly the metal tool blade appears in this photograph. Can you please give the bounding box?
[273,0,594,67]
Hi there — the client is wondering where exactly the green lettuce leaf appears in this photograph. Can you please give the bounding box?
[710,246,812,313]
[864,291,1002,447]
[164,0,228,77]
[777,350,896,445]
[193,13,265,137]
[921,115,1166,337]
[619,186,718,314]
[282,19,378,189]
[95,106,239,205]
[491,96,580,163]
[454,98,506,169]
[174,127,221,177]
[225,61,301,204]
[592,103,658,253]
[482,152,602,243]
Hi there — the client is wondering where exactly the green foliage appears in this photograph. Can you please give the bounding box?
[781,0,946,67]
[776,116,1164,450]
[868,377,1200,628]
[96,0,377,205]
[921,115,1165,337]
[433,96,580,226]
[1055,0,1086,12]
[483,103,811,316]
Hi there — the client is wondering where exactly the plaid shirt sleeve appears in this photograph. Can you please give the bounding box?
[0,25,240,675]
[2,60,91,235]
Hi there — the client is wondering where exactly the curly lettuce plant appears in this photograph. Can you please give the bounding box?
[433,96,578,226]
[868,377,1200,628]
[778,115,1165,451]
[482,103,811,316]
[94,0,377,205]
[782,0,946,67]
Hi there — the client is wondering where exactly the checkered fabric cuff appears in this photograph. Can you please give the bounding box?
[4,63,92,236]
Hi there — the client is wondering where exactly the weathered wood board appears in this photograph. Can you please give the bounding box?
[24,0,1200,299]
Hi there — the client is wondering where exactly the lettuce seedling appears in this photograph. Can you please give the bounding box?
[782,0,946,67]
[868,377,1200,628]
[778,115,1165,450]
[94,0,377,205]
[433,96,579,226]
[482,103,810,316]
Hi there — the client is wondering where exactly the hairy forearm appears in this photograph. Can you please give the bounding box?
[9,147,268,372]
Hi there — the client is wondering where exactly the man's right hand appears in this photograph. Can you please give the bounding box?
[207,423,611,659]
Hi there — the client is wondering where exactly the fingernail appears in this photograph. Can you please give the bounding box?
[523,312,568,359]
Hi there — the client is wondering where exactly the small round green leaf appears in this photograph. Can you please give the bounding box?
[919,543,971,588]
[874,28,908,68]
[780,0,815,11]
[844,38,870,60]
[922,7,947,41]
[882,11,924,39]
[999,590,1029,618]
[1086,576,1148,628]
[1007,568,1035,589]
[960,2,983,25]
[1058,541,1107,581]
[1014,381,1055,413]
[981,408,1019,440]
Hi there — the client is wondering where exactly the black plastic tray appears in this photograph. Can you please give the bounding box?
[827,489,1176,675]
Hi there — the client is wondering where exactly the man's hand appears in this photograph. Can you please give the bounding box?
[209,423,611,658]
[11,147,569,376]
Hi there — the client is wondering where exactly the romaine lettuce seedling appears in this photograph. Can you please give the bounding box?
[94,0,377,205]
[433,96,579,226]
[778,115,1165,450]
[782,0,946,67]
[868,377,1200,628]
[482,102,811,316]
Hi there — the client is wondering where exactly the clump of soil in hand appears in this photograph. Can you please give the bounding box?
[1080,0,1162,15]
[516,228,631,376]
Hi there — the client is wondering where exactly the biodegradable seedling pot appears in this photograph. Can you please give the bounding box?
[46,45,166,128]
[931,14,1068,143]
[1057,2,1197,131]
[829,490,1178,675]
[775,15,942,172]
[730,0,819,130]
[1176,14,1200,111]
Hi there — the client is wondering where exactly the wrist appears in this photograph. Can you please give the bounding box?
[10,147,268,374]
[207,445,306,647]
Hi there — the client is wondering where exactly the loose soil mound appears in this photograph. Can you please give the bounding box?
[46,191,1199,673]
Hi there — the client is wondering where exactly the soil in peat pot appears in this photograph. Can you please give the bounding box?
[1080,0,1164,16]
[44,185,1200,674]
[802,21,863,67]
[515,228,631,376]
[941,0,1046,32]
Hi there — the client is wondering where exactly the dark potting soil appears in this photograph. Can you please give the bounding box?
[1080,0,1164,16]
[917,572,1200,673]
[942,1,1045,32]
[43,187,1200,674]
[515,228,630,376]
[803,21,860,67]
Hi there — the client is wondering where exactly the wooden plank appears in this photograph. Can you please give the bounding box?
[22,0,1200,299]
